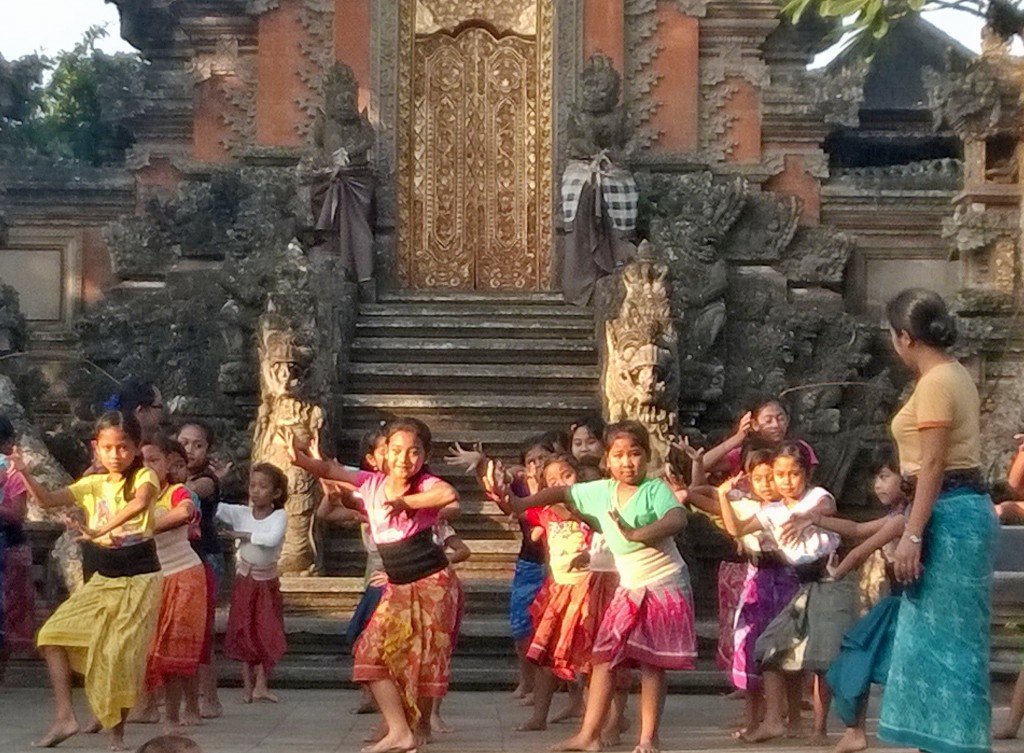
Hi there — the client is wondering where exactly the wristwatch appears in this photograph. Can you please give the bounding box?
[905,533,923,546]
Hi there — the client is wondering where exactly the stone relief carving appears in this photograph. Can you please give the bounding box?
[924,55,1024,140]
[603,241,680,469]
[566,54,630,162]
[251,241,326,576]
[311,63,374,168]
[296,0,336,142]
[415,0,537,34]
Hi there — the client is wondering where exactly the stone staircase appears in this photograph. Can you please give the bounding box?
[277,292,611,686]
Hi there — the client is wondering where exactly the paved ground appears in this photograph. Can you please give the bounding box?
[0,687,1020,753]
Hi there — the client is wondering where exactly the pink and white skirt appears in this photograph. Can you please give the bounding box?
[591,572,697,671]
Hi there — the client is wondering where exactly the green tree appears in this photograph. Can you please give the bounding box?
[0,25,146,165]
[782,0,1024,52]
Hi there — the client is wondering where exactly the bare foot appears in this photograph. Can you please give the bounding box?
[83,719,103,734]
[518,692,535,707]
[513,683,527,699]
[126,707,160,725]
[788,720,809,739]
[516,718,547,732]
[240,691,253,704]
[746,721,787,743]
[199,699,223,719]
[551,734,602,752]
[807,732,829,747]
[108,729,128,752]
[633,741,660,753]
[252,690,279,703]
[430,714,454,734]
[726,689,746,700]
[162,720,182,736]
[364,723,388,744]
[599,729,622,747]
[360,730,417,753]
[834,728,868,753]
[550,702,583,724]
[994,724,1020,741]
[181,710,202,727]
[32,719,80,748]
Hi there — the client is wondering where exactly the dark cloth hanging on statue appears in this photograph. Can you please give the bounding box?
[563,179,634,307]
[313,166,376,282]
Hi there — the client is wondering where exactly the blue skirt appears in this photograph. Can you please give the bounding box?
[509,558,547,641]
[346,585,384,649]
[826,594,900,726]
[878,488,998,753]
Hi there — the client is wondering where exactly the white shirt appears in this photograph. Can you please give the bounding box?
[587,533,618,573]
[216,504,287,570]
[755,487,839,565]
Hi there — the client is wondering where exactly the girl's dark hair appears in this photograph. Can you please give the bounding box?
[743,447,777,474]
[105,378,160,414]
[886,288,957,349]
[385,417,432,456]
[250,462,288,509]
[542,452,580,477]
[0,415,15,446]
[748,395,789,420]
[570,414,606,443]
[358,423,389,471]
[603,420,651,458]
[520,431,566,464]
[774,440,812,475]
[143,434,188,462]
[95,410,145,498]
[867,445,900,477]
[179,420,215,447]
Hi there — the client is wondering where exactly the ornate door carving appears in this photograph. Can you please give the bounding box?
[397,1,553,290]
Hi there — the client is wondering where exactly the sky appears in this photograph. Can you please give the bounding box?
[0,1,1020,65]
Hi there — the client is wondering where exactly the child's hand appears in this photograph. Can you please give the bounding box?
[734,412,753,440]
[529,526,544,542]
[609,509,639,542]
[718,473,745,495]
[482,459,509,504]
[673,436,705,466]
[1015,433,1024,453]
[384,496,410,518]
[209,456,234,480]
[288,434,310,465]
[8,446,27,474]
[230,531,252,542]
[445,443,485,475]
[779,511,816,545]
[662,462,688,493]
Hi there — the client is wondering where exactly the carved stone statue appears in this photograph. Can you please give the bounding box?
[307,63,377,299]
[252,308,325,576]
[562,54,637,306]
[603,241,680,469]
[216,298,256,395]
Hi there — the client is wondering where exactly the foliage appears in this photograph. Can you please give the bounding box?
[0,26,146,166]
[781,0,1023,56]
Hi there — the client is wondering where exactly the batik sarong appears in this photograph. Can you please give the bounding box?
[879,488,998,753]
[146,564,208,688]
[716,561,748,671]
[528,573,601,680]
[731,563,800,690]
[224,573,287,671]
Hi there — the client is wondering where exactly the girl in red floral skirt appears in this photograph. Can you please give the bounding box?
[216,463,288,704]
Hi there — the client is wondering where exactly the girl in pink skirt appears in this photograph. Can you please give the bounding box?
[490,420,695,753]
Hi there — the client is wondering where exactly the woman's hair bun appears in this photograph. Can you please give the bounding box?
[886,288,958,349]
[926,316,957,348]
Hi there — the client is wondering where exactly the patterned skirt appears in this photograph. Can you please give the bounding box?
[36,571,161,729]
[146,564,208,688]
[346,585,385,649]
[353,567,461,725]
[2,543,35,655]
[509,558,547,641]
[754,573,859,673]
[591,571,697,671]
[879,488,998,753]
[827,594,900,726]
[200,560,216,666]
[224,574,287,671]
[716,561,748,671]
[731,563,800,690]
[527,574,601,680]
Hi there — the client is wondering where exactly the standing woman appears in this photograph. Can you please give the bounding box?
[879,288,999,753]
[14,411,162,750]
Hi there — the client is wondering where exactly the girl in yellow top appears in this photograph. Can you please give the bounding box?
[13,411,162,751]
[878,289,998,753]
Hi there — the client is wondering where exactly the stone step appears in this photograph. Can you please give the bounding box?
[350,337,597,365]
[360,302,594,318]
[378,291,566,304]
[338,429,563,462]
[346,362,599,393]
[355,317,593,340]
[280,576,515,615]
[341,392,598,413]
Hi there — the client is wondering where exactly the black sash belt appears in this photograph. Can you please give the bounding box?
[89,539,160,578]
[377,528,448,585]
[905,468,987,496]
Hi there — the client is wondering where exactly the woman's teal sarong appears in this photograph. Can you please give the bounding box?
[878,488,999,753]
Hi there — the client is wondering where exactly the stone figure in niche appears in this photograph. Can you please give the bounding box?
[216,298,256,395]
[252,309,325,576]
[603,241,680,468]
[308,62,377,301]
[561,54,637,306]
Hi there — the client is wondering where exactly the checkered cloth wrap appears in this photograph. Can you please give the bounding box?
[561,153,638,233]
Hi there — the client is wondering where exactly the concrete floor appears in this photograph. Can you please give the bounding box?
[0,687,1020,753]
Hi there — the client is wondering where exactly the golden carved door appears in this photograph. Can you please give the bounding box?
[396,1,553,290]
